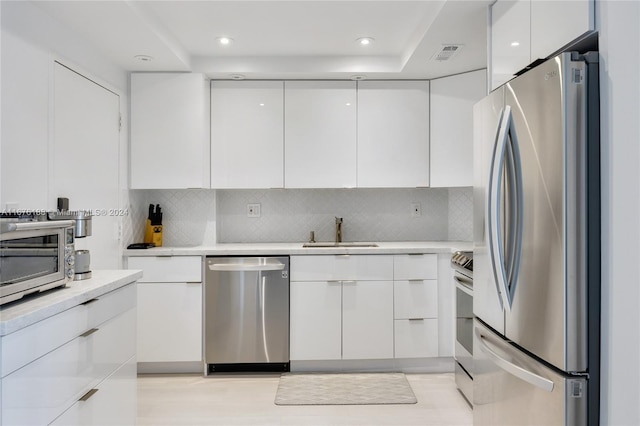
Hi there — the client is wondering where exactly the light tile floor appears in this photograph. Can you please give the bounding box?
[137,373,472,425]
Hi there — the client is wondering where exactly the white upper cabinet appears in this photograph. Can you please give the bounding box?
[357,81,430,188]
[211,81,284,188]
[490,0,595,91]
[530,0,594,62]
[491,0,531,90]
[430,69,487,187]
[130,73,210,189]
[284,81,357,188]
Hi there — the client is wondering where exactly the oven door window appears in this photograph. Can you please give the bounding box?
[0,234,59,286]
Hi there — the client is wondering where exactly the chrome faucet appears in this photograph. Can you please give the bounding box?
[335,217,343,243]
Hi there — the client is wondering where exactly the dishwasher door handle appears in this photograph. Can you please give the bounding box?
[207,262,285,272]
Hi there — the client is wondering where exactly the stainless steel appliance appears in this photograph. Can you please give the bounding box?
[204,256,290,373]
[452,250,473,405]
[0,219,75,305]
[473,52,600,425]
[46,209,93,280]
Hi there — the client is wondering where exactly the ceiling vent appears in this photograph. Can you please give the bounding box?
[431,44,464,61]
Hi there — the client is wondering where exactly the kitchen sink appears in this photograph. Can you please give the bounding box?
[302,242,379,248]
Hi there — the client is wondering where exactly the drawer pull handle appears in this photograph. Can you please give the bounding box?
[79,388,99,402]
[81,298,99,306]
[80,328,99,338]
[408,318,424,321]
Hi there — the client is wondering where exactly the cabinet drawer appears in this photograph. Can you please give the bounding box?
[51,356,137,426]
[393,254,437,279]
[1,308,136,425]
[290,255,393,281]
[1,284,135,377]
[394,279,438,319]
[128,255,202,282]
[394,319,439,359]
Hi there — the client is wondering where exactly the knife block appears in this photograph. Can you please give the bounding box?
[144,220,163,247]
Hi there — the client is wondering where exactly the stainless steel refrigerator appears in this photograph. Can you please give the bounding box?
[472,51,600,425]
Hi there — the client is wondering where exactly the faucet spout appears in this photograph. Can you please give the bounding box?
[335,217,343,243]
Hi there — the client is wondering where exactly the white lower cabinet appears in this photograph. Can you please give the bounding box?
[127,256,203,365]
[394,319,439,358]
[290,255,394,361]
[342,281,394,360]
[291,254,441,362]
[0,284,136,426]
[136,282,202,362]
[393,254,439,359]
[290,281,342,360]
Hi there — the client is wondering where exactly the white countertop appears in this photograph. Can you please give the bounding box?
[0,270,143,336]
[124,241,473,257]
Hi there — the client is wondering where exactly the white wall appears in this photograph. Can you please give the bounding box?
[597,1,640,425]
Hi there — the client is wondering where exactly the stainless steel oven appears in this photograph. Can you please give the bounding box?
[0,219,75,305]
[451,251,473,405]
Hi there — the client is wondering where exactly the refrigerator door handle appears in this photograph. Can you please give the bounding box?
[487,106,512,311]
[504,107,524,302]
[475,328,555,392]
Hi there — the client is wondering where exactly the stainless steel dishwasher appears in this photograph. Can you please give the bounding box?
[204,256,289,374]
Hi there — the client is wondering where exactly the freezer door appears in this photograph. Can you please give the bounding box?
[473,320,587,426]
[504,53,588,372]
[473,86,506,334]
[204,257,290,364]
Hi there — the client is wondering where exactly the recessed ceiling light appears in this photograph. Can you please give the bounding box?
[134,55,153,62]
[217,37,234,45]
[511,41,520,47]
[259,103,265,107]
[350,75,367,81]
[357,37,375,46]
[230,74,245,80]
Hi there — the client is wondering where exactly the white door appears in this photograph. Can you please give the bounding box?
[52,62,121,269]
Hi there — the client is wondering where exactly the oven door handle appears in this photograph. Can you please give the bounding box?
[454,276,473,296]
[1,220,75,233]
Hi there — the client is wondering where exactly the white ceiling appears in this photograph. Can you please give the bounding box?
[32,0,490,80]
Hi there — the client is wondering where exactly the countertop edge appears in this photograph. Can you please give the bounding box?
[124,242,473,257]
[0,270,143,337]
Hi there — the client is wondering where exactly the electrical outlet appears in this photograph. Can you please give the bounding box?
[247,203,261,218]
[411,202,421,217]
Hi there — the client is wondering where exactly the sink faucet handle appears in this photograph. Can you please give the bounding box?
[309,231,316,243]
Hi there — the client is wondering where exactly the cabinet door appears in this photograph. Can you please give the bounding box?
[491,0,531,90]
[531,0,594,61]
[53,63,121,269]
[342,281,394,360]
[211,81,284,188]
[290,281,342,360]
[284,81,357,188]
[137,282,202,362]
[131,73,209,189]
[430,70,487,187]
[357,81,430,187]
